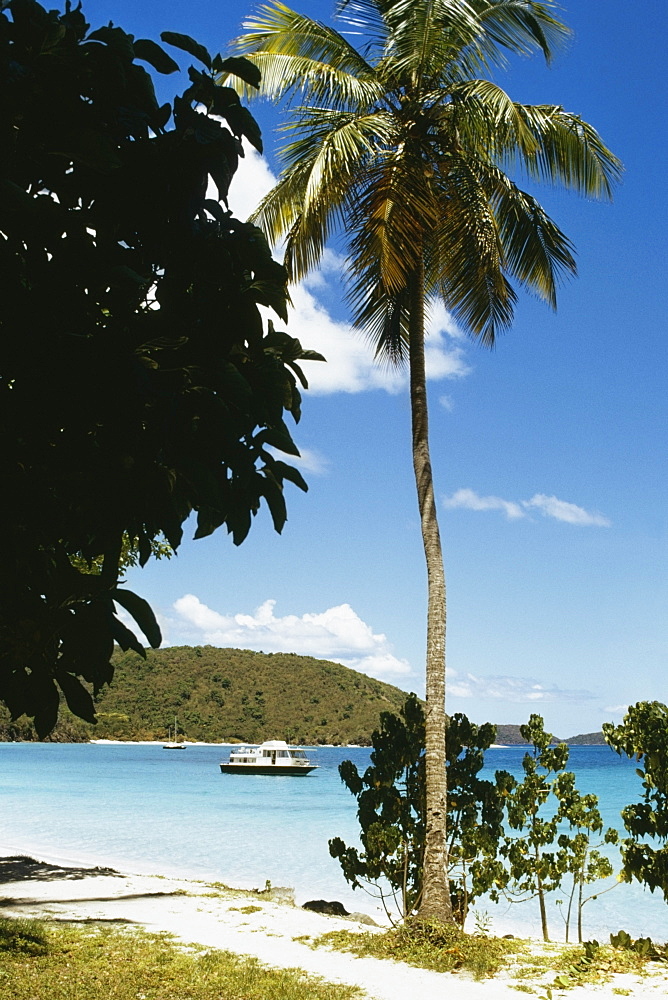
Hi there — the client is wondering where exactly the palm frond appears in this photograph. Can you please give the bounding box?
[510,107,623,198]
[279,106,396,171]
[348,274,411,365]
[429,155,516,344]
[335,0,390,62]
[348,149,439,295]
[264,110,398,280]
[223,2,383,109]
[448,88,622,199]
[483,164,577,306]
[249,159,314,247]
[383,0,484,84]
[470,0,570,64]
[447,79,540,157]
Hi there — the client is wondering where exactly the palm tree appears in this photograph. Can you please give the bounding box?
[221,0,621,922]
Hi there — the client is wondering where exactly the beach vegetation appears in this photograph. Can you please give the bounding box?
[498,715,570,942]
[329,696,512,924]
[0,918,362,1000]
[316,923,665,990]
[551,771,619,943]
[603,701,668,900]
[497,715,619,943]
[0,0,322,738]
[317,920,523,980]
[222,0,621,923]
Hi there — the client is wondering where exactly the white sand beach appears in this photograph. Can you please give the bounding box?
[1,854,667,1000]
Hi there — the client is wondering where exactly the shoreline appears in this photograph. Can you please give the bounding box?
[1,851,667,1000]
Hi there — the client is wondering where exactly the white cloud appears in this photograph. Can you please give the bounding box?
[443,487,611,526]
[279,255,469,396]
[443,488,525,520]
[227,146,277,220]
[171,595,413,682]
[218,148,469,396]
[447,668,595,704]
[604,704,629,716]
[523,494,611,527]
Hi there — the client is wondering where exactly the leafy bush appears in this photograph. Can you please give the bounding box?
[317,920,521,980]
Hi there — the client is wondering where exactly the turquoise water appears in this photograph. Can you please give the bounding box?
[1,742,666,942]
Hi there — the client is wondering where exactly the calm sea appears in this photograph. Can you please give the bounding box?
[1,742,666,942]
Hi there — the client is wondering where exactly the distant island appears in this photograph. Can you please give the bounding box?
[0,645,606,746]
[494,724,606,746]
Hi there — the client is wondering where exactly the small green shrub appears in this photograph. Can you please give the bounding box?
[0,918,49,956]
[316,919,524,979]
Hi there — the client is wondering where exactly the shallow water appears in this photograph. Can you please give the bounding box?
[1,741,666,942]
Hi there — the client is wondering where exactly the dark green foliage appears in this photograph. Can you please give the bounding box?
[552,771,618,943]
[499,714,618,943]
[499,715,568,941]
[329,698,509,923]
[446,715,514,925]
[0,647,410,744]
[0,2,323,736]
[330,694,426,920]
[603,701,668,900]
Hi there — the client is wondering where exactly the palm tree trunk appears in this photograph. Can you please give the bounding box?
[408,264,453,925]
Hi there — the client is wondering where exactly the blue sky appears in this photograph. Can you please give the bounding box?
[90,0,665,738]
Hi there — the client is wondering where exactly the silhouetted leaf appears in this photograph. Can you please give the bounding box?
[217,55,262,89]
[112,617,146,657]
[133,37,179,74]
[56,672,96,724]
[161,31,212,68]
[88,24,135,62]
[112,589,162,648]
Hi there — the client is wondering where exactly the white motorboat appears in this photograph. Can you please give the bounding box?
[219,740,317,775]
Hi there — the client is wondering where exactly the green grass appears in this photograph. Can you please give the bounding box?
[0,918,362,1000]
[315,918,525,980]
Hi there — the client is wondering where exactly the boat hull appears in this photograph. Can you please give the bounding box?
[219,763,317,776]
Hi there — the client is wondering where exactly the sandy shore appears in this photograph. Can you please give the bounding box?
[1,854,666,1000]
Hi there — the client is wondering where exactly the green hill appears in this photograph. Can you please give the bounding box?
[0,646,411,745]
[0,646,611,746]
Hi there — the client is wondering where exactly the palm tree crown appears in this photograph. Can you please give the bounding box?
[225,0,621,354]
[222,0,621,922]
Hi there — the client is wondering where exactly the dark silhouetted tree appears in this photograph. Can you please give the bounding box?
[0,0,322,735]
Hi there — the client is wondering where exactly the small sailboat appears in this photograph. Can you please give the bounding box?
[163,717,186,750]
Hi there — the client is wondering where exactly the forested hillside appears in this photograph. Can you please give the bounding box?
[0,645,609,745]
[0,646,409,745]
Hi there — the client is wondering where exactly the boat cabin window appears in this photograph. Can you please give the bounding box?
[292,750,306,759]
